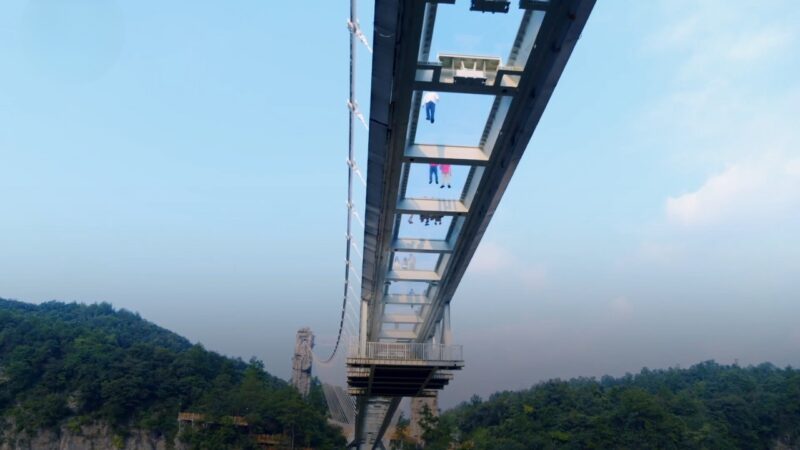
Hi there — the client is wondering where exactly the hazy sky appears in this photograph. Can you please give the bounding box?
[1,1,799,409]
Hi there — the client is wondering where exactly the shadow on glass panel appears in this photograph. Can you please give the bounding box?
[398,214,454,240]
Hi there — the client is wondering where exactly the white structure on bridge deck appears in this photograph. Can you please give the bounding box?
[348,1,596,448]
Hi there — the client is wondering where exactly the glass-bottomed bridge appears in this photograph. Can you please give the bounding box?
[343,1,596,447]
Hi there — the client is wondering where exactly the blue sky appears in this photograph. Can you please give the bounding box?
[1,1,799,408]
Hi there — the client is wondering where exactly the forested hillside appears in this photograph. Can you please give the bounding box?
[0,298,344,449]
[5,298,800,450]
[412,361,800,450]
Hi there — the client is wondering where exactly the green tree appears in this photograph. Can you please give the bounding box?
[0,298,346,449]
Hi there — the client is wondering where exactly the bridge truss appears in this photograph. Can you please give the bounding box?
[348,1,596,447]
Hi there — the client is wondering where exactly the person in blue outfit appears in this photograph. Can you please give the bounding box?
[422,92,440,123]
[429,163,439,184]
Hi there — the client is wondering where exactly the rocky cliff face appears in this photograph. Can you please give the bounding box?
[1,424,184,450]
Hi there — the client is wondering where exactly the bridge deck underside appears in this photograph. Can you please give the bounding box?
[347,362,459,397]
[350,0,596,448]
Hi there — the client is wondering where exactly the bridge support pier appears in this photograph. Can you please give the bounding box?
[441,303,451,346]
[359,300,368,355]
[410,394,438,443]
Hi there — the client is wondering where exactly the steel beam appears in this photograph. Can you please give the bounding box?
[383,314,424,324]
[520,0,550,11]
[396,198,469,215]
[383,294,431,305]
[412,79,517,95]
[404,144,489,166]
[379,329,417,340]
[386,269,441,282]
[392,238,454,253]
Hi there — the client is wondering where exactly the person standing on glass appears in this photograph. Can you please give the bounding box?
[429,163,439,185]
[439,164,452,189]
[422,92,440,123]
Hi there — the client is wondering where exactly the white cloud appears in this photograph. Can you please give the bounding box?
[726,28,793,62]
[665,164,759,227]
[646,1,795,79]
[640,1,799,158]
[665,157,800,228]
[639,1,800,230]
[606,1,800,287]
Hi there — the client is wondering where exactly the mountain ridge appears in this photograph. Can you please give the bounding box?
[0,297,344,449]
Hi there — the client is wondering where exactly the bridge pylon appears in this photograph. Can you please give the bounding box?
[290,327,314,398]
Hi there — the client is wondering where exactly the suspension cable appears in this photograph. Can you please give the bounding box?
[316,0,364,364]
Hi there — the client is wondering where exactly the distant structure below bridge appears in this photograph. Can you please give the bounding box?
[290,327,314,397]
[410,397,437,443]
[322,383,357,440]
[321,383,400,446]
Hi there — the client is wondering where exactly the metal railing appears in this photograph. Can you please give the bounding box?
[348,339,463,362]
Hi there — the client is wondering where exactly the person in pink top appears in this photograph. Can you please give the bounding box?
[439,164,452,188]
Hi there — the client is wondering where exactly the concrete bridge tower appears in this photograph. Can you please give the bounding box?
[290,327,314,397]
